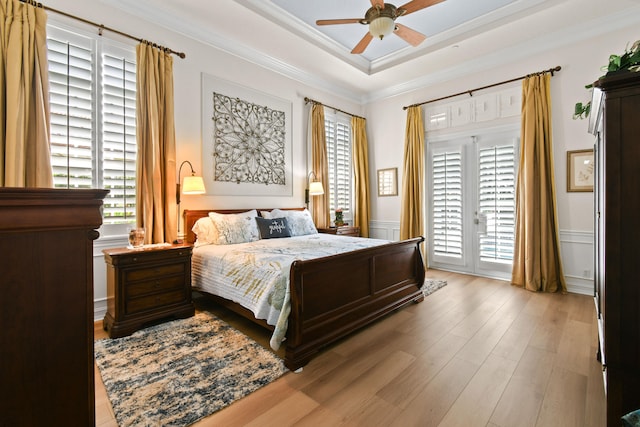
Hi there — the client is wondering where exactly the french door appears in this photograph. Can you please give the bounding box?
[427,128,519,279]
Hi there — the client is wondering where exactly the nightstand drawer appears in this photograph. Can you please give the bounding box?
[318,226,360,237]
[103,244,195,338]
[125,262,185,282]
[335,227,359,236]
[126,289,187,314]
[126,274,185,298]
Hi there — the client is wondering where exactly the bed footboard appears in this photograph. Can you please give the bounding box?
[285,236,425,370]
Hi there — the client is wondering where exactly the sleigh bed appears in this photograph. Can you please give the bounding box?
[184,208,425,370]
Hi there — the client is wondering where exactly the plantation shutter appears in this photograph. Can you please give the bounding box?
[47,28,137,225]
[48,37,94,190]
[102,54,137,223]
[478,144,515,262]
[432,150,463,258]
[325,117,352,215]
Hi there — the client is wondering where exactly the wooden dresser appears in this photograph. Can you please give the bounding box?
[590,71,640,426]
[0,188,107,426]
[103,244,195,338]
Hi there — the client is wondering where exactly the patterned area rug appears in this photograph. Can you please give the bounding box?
[95,312,288,427]
[423,279,447,297]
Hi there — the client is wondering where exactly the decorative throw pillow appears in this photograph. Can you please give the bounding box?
[267,209,317,236]
[208,209,260,245]
[191,216,218,247]
[255,217,291,239]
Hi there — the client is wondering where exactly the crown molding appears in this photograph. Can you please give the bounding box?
[363,5,640,103]
[235,0,372,74]
[103,0,367,104]
[102,0,640,106]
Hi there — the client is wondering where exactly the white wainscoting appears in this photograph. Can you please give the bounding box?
[369,220,402,241]
[368,220,594,296]
[90,226,594,319]
[559,229,594,296]
[93,235,128,322]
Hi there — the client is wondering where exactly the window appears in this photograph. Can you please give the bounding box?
[478,144,515,263]
[47,25,137,225]
[428,131,518,279]
[432,149,463,258]
[324,112,352,217]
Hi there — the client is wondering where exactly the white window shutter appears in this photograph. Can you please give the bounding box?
[101,53,137,223]
[478,144,515,262]
[325,116,352,216]
[432,150,463,258]
[49,38,94,190]
[47,28,137,225]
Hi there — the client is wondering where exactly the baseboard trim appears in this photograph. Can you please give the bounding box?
[94,297,107,323]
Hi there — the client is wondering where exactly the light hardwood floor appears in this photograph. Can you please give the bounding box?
[95,270,605,427]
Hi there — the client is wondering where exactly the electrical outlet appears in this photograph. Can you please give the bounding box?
[583,269,591,278]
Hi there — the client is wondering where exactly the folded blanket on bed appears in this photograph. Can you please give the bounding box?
[191,234,389,349]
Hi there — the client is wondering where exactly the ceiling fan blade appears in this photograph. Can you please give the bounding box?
[370,0,384,8]
[316,18,361,26]
[394,23,426,46]
[351,32,374,54]
[398,0,445,16]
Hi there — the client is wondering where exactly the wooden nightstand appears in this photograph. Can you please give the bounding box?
[103,244,195,338]
[317,225,360,237]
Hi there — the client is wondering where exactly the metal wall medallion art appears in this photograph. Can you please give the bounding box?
[201,73,293,196]
[212,93,285,186]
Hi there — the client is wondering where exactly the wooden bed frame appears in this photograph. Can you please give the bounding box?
[184,208,425,370]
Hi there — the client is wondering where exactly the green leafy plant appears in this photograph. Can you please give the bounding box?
[573,40,640,119]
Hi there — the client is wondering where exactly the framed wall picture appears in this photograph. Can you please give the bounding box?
[567,149,594,192]
[377,168,398,197]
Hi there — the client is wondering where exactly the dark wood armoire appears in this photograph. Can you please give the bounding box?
[0,188,107,426]
[590,71,640,426]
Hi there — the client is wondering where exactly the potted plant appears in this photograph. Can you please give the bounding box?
[574,39,640,119]
[334,208,344,227]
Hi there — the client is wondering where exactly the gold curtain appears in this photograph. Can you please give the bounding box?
[309,103,330,228]
[351,116,370,237]
[136,42,176,244]
[0,0,52,187]
[511,73,566,293]
[400,106,424,242]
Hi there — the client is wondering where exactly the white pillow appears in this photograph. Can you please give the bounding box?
[191,216,217,247]
[208,209,260,244]
[267,209,317,236]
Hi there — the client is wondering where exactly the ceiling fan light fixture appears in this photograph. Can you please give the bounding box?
[369,16,395,40]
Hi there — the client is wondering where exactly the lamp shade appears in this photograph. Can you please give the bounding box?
[369,16,395,40]
[308,181,324,196]
[182,176,206,194]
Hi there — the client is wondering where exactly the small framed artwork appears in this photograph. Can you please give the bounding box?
[567,149,594,192]
[377,168,398,197]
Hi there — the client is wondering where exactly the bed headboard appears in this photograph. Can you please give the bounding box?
[183,208,305,244]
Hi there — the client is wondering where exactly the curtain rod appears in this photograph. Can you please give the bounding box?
[402,65,561,110]
[304,97,365,120]
[21,0,186,58]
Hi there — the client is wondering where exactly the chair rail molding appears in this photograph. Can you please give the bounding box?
[370,221,593,295]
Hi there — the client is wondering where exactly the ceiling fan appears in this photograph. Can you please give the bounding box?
[316,0,445,54]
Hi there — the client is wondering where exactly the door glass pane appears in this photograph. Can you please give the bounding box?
[478,144,515,262]
[432,150,463,258]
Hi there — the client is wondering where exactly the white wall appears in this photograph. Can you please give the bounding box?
[44,1,637,319]
[365,25,638,294]
[45,0,364,320]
